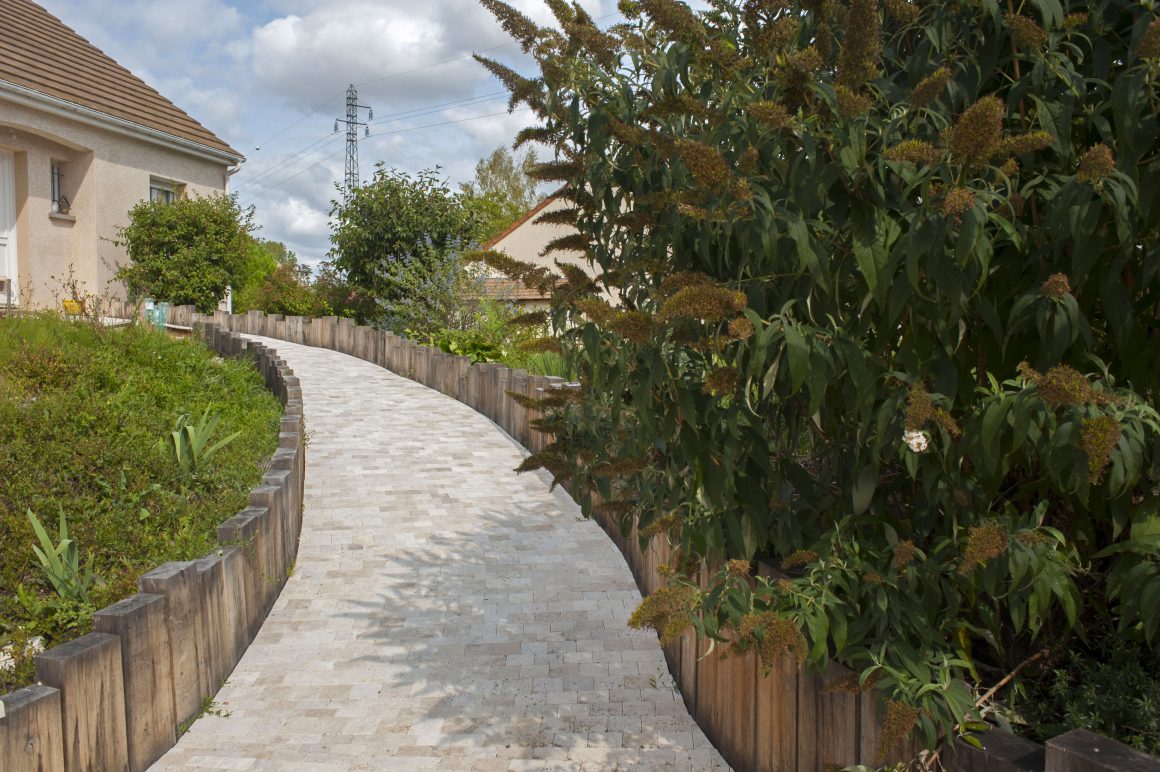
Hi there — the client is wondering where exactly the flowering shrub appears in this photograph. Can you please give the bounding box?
[478,0,1160,756]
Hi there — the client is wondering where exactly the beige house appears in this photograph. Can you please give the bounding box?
[483,193,600,308]
[0,0,243,310]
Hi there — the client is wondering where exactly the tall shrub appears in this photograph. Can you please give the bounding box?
[116,194,255,313]
[477,0,1160,753]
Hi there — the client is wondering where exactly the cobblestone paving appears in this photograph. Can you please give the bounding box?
[153,337,728,771]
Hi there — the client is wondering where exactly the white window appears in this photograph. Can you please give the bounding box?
[149,177,182,203]
[51,161,69,213]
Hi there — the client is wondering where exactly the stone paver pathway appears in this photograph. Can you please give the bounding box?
[153,336,727,771]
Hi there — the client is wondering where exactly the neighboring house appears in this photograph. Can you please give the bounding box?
[482,193,602,309]
[0,0,243,310]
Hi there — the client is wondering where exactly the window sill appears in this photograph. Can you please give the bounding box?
[49,212,76,223]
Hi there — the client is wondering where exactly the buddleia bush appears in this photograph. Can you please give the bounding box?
[477,0,1160,755]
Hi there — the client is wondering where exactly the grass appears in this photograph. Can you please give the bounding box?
[0,314,282,693]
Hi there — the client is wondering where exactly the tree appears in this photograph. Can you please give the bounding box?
[234,240,329,318]
[460,145,542,241]
[329,165,483,322]
[116,194,255,313]
[479,0,1160,755]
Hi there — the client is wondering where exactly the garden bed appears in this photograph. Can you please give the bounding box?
[0,314,282,693]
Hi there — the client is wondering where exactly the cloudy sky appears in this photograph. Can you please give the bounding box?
[37,0,622,269]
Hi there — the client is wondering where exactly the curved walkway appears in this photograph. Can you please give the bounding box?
[153,336,727,771]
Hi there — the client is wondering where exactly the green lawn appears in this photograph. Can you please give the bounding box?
[0,314,282,692]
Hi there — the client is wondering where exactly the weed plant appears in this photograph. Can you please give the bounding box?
[0,314,281,692]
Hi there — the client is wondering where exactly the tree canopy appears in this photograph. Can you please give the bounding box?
[116,194,255,313]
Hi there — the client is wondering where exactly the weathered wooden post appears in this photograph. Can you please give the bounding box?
[93,594,176,771]
[0,685,65,772]
[35,633,129,771]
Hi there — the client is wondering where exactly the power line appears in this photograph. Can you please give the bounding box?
[246,10,622,154]
[235,93,507,193]
[241,106,532,205]
[233,133,340,192]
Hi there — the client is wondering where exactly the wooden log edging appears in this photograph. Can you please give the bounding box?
[155,307,1159,772]
[0,323,306,772]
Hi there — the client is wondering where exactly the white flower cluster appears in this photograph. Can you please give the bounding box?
[903,430,929,453]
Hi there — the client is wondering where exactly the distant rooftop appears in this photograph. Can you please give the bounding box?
[0,0,242,160]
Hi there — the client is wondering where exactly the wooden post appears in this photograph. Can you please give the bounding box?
[818,660,859,770]
[1046,728,1160,772]
[93,594,176,772]
[35,633,128,772]
[943,731,1045,772]
[193,554,229,690]
[138,561,207,725]
[0,685,65,772]
[216,546,252,674]
[217,506,268,637]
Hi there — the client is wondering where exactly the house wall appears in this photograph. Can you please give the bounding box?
[0,96,229,308]
[489,196,590,278]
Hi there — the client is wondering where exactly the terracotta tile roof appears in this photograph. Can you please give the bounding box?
[477,278,550,302]
[0,0,241,159]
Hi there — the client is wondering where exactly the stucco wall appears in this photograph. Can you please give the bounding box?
[0,97,230,308]
[489,196,593,278]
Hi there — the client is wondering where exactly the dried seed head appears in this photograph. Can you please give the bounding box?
[1062,12,1088,29]
[657,285,748,323]
[1041,273,1071,299]
[837,0,882,88]
[1005,12,1048,50]
[904,383,933,431]
[608,311,655,343]
[879,701,919,762]
[949,96,1004,166]
[959,521,1008,574]
[1137,17,1160,59]
[781,549,819,570]
[883,0,918,24]
[728,317,756,340]
[1077,144,1115,183]
[1016,530,1052,546]
[726,559,752,578]
[939,187,977,217]
[593,456,649,480]
[999,158,1019,176]
[748,100,792,129]
[640,512,681,538]
[862,571,884,585]
[892,540,918,569]
[674,139,732,189]
[884,139,942,165]
[704,366,741,396]
[628,582,699,644]
[1018,362,1117,407]
[996,130,1055,157]
[1080,415,1121,484]
[835,85,873,117]
[911,66,951,107]
[738,611,807,669]
[574,298,616,325]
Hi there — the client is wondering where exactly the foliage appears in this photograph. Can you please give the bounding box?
[479,0,1160,755]
[1016,636,1160,756]
[378,241,483,335]
[329,166,484,321]
[25,509,99,604]
[0,314,280,693]
[163,408,243,476]
[313,260,376,321]
[233,240,330,317]
[116,194,256,313]
[461,145,543,241]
